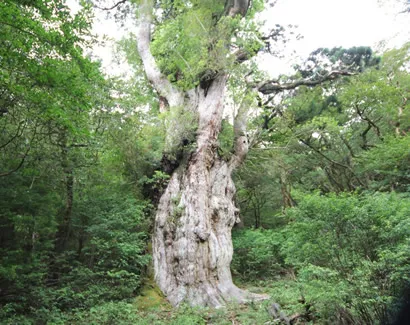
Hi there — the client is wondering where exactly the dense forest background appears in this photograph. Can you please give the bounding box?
[1,0,409,324]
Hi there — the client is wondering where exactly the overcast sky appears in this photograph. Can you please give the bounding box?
[264,0,404,50]
[67,0,409,76]
[258,0,409,75]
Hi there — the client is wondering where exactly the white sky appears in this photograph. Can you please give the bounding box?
[67,0,409,76]
[258,0,409,76]
[265,0,392,50]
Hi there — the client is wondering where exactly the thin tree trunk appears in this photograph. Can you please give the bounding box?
[280,168,295,210]
[55,133,74,252]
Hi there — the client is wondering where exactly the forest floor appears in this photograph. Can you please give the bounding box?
[66,278,313,325]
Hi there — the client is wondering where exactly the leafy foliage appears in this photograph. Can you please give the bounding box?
[232,191,410,324]
[161,105,198,157]
[0,1,152,322]
[150,0,264,89]
[232,229,284,279]
[231,43,410,324]
[1,0,409,323]
[296,46,381,79]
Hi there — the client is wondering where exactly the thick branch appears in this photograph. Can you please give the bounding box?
[257,70,355,94]
[355,104,382,139]
[233,48,250,63]
[399,7,410,14]
[136,0,183,107]
[224,0,250,17]
[230,93,252,168]
[340,134,356,158]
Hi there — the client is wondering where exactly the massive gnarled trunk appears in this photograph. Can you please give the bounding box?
[153,77,258,307]
[136,0,265,307]
[137,0,262,306]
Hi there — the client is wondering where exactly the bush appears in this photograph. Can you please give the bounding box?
[0,191,152,323]
[232,229,284,280]
[64,301,141,325]
[280,191,410,324]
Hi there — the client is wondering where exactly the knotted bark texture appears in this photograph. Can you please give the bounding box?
[136,0,266,306]
[153,77,266,307]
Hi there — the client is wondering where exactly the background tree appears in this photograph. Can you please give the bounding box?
[0,1,153,321]
[230,43,410,324]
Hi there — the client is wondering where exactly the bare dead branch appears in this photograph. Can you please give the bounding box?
[257,70,355,94]
[94,0,128,11]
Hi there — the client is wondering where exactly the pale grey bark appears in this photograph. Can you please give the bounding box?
[135,0,354,305]
[224,0,250,17]
[153,77,266,307]
[230,93,252,169]
[136,0,267,307]
[136,0,184,107]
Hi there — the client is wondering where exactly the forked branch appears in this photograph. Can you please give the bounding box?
[0,145,31,177]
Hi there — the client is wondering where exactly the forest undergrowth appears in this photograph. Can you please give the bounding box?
[1,0,409,323]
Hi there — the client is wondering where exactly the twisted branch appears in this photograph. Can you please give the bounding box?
[257,70,355,94]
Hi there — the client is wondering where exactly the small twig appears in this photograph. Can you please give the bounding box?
[193,13,207,33]
[172,49,192,72]
[0,21,55,48]
[94,0,128,11]
[0,145,31,177]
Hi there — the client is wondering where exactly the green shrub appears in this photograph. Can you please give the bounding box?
[66,301,141,325]
[0,191,152,323]
[280,191,410,324]
[232,229,284,280]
